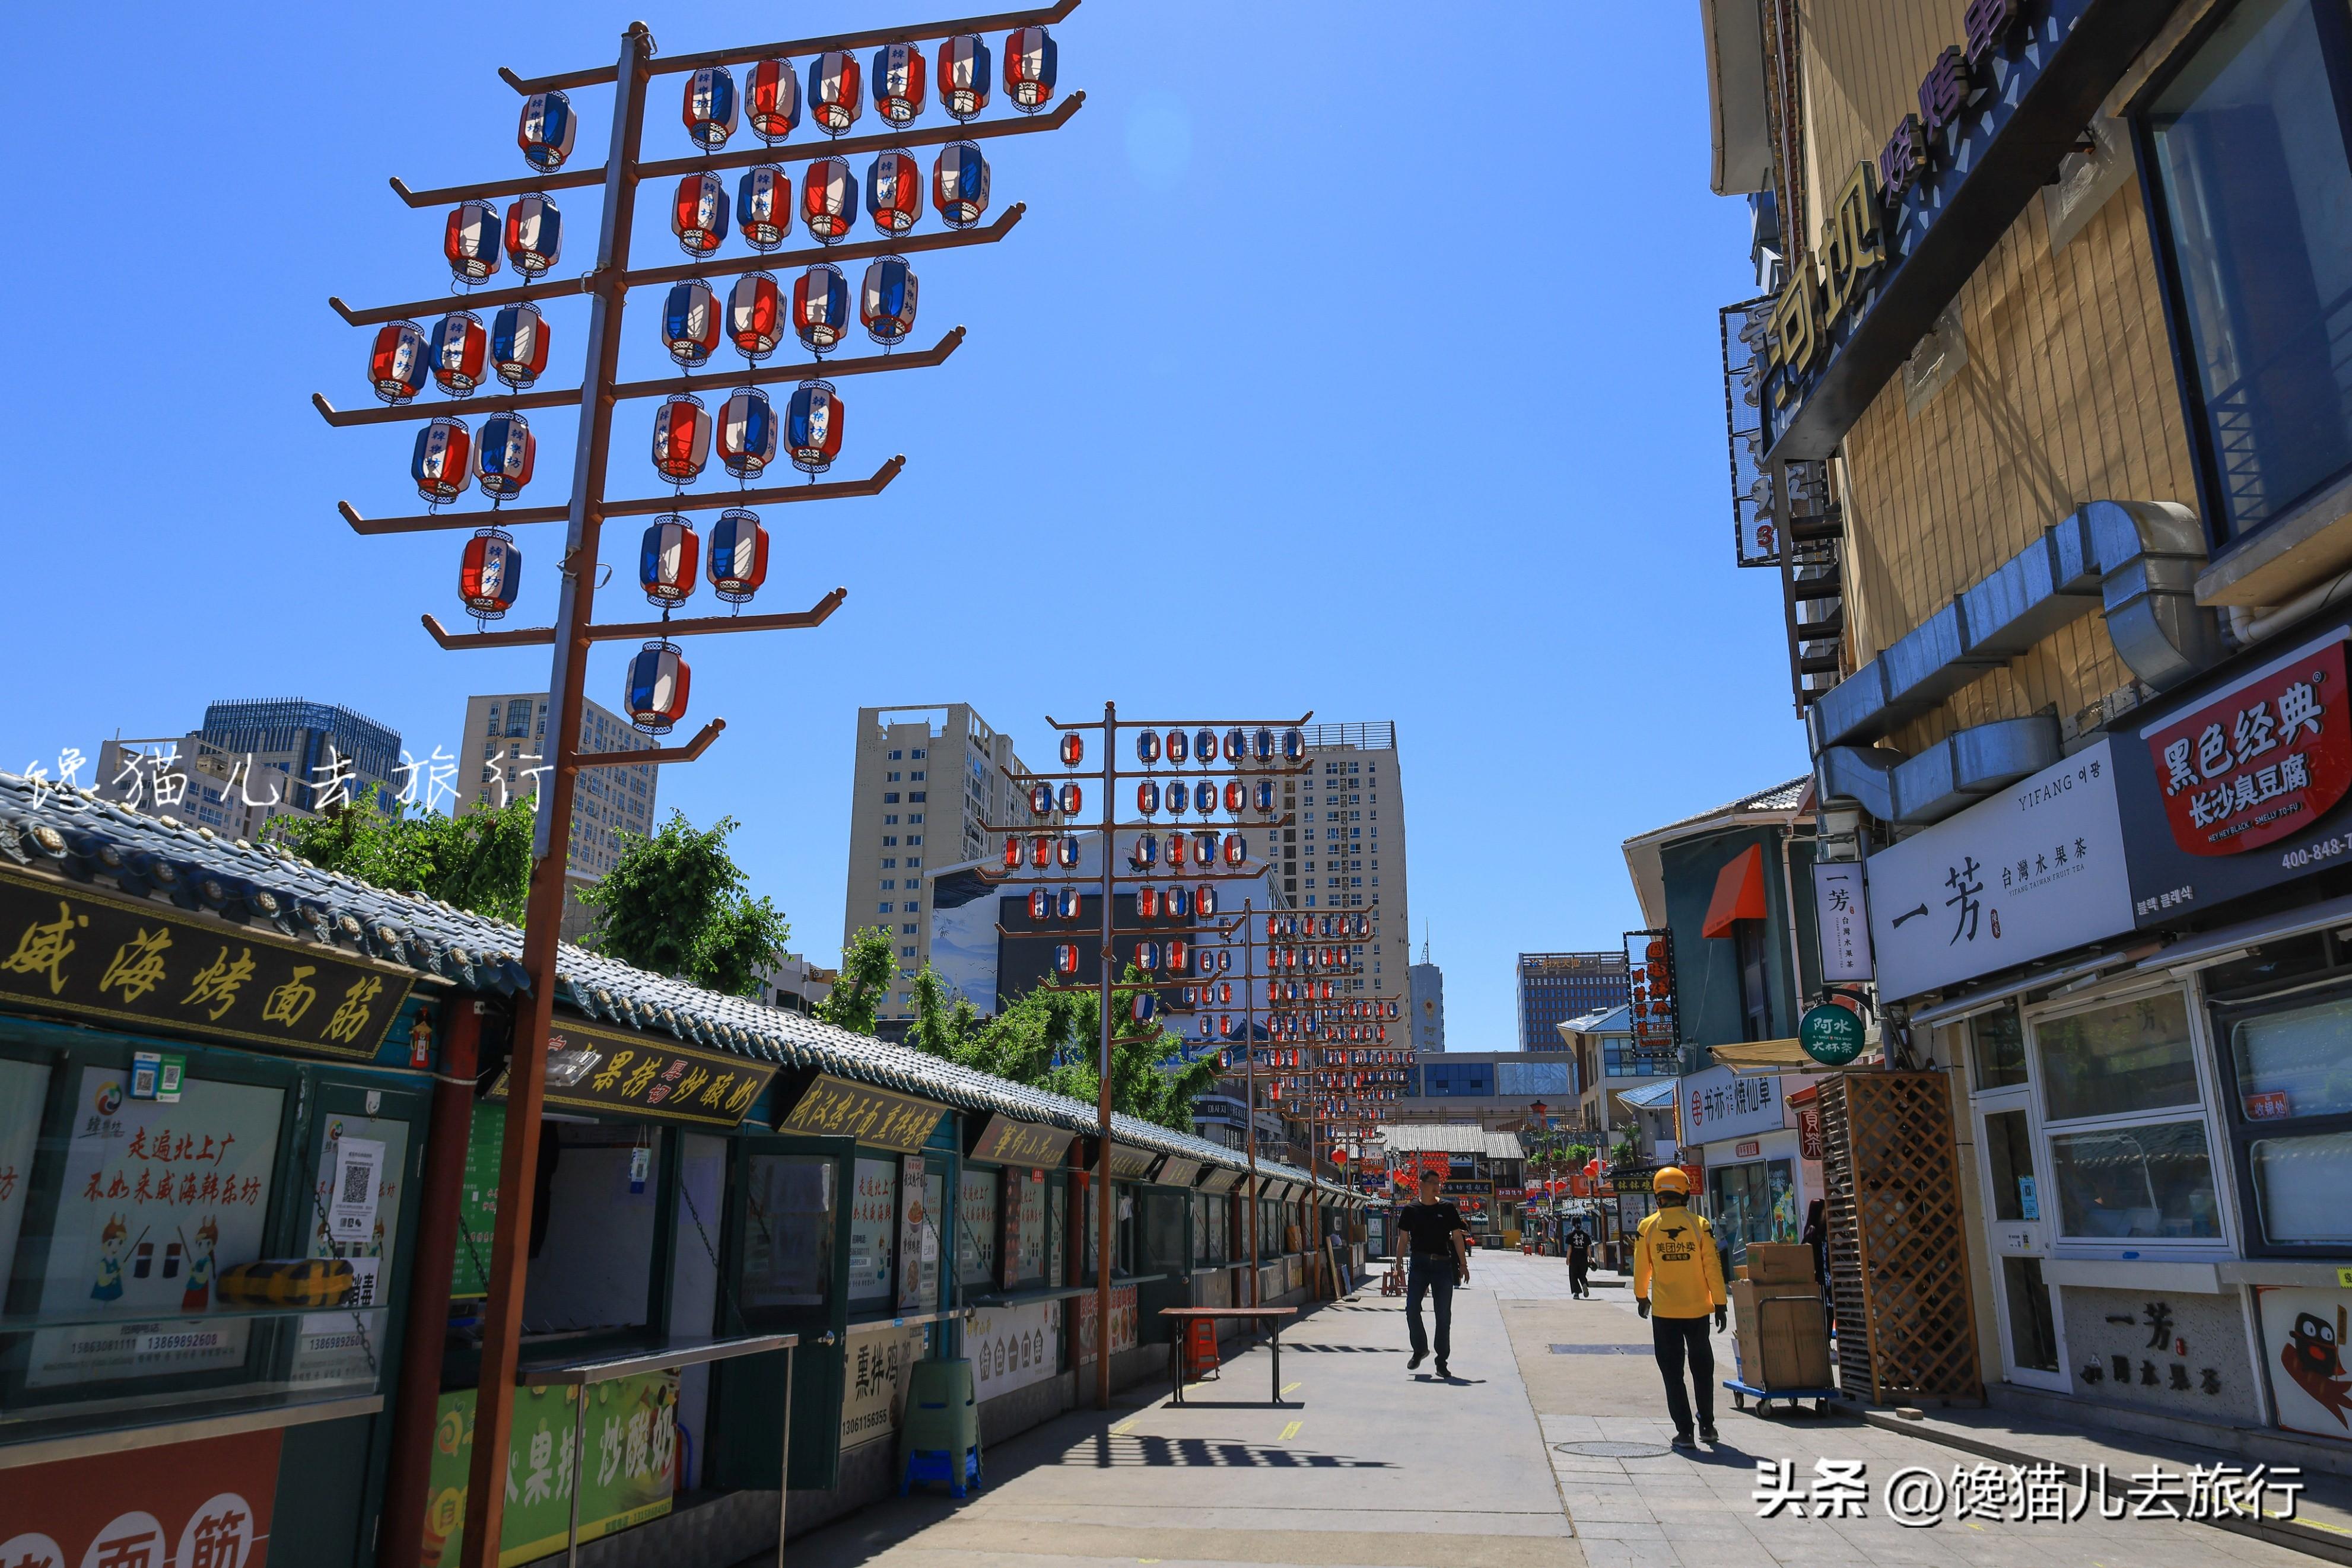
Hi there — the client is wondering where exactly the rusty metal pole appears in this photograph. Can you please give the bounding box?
[1094,699,1116,1410]
[1244,901,1259,1308]
[457,27,651,1568]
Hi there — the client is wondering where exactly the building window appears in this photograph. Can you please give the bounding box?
[901,923,917,934]
[2142,0,2352,545]
[2031,989,2220,1243]
[2214,975,2352,1249]
[883,792,900,803]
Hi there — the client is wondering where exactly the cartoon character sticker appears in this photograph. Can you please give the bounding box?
[91,1213,129,1301]
[2260,1287,2352,1436]
[180,1215,218,1311]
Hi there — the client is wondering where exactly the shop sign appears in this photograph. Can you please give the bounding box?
[2113,626,2352,923]
[0,1427,281,1568]
[1153,1156,1203,1188]
[0,863,411,1059]
[1680,1065,1788,1146]
[841,1325,924,1450]
[1798,1105,1824,1162]
[1107,1143,1159,1181]
[1624,927,1679,1054]
[1736,1140,1761,1158]
[423,1373,677,1566]
[2246,1090,2292,1121]
[848,1156,897,1306]
[965,1113,1075,1167]
[1811,862,1874,981]
[1199,1167,1241,1195]
[1798,1001,1866,1066]
[492,1021,778,1129]
[1866,739,2132,1001]
[773,1073,944,1150]
[1074,1283,1137,1365]
[968,1297,1061,1400]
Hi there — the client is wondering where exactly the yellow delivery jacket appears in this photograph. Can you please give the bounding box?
[1632,1206,1727,1318]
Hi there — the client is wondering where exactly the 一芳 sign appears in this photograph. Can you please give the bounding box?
[1680,1065,1789,1147]
[1811,861,1873,981]
[1865,738,2132,1001]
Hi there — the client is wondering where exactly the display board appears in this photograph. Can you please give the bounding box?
[451,1102,503,1300]
[422,1373,678,1566]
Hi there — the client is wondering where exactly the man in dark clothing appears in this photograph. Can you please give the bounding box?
[1396,1170,1471,1376]
[1565,1224,1593,1299]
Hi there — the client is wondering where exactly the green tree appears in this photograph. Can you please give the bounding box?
[818,925,899,1036]
[580,811,790,995]
[269,797,535,923]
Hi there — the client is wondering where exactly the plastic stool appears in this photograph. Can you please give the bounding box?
[900,1358,981,1498]
[1183,1318,1222,1382]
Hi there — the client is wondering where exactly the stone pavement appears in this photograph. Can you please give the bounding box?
[770,1250,2326,1568]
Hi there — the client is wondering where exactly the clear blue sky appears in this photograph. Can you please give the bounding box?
[0,2,1807,1052]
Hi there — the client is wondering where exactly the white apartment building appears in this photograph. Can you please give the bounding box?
[460,692,659,939]
[1282,722,1411,1010]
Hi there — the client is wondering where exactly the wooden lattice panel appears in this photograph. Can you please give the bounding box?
[1819,1071,1982,1404]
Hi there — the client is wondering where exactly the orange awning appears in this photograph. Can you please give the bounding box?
[1701,844,1768,937]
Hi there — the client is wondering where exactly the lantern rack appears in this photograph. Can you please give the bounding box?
[338,459,903,536]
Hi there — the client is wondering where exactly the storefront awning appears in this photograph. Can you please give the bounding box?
[2132,890,2352,977]
[1706,1037,1809,1070]
[1908,946,2145,1028]
[1701,845,1769,938]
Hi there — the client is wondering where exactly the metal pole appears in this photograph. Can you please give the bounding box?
[458,27,651,1568]
[774,1344,794,1568]
[1095,699,1115,1411]
[1244,901,1259,1308]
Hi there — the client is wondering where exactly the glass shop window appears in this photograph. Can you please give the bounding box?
[1970,1004,2028,1091]
[1984,1109,2041,1223]
[1705,1159,1797,1264]
[2035,991,2201,1123]
[2226,986,2352,1245]
[847,1155,898,1311]
[1003,1168,1049,1289]
[1140,1191,1185,1274]
[2143,0,2352,543]
[2046,1121,2220,1239]
[955,1165,999,1288]
[740,1153,835,1312]
[524,1122,666,1334]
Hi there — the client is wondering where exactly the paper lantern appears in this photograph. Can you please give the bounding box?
[1136,781,1160,815]
[683,65,739,150]
[1222,780,1246,813]
[1029,782,1053,816]
[625,641,691,734]
[1130,992,1157,1025]
[1253,780,1276,813]
[1165,729,1189,765]
[411,417,471,503]
[749,59,801,141]
[1028,888,1053,921]
[1002,835,1022,871]
[518,90,577,172]
[791,262,851,352]
[1193,728,1218,766]
[1197,887,1218,917]
[1166,887,1191,919]
[1162,780,1187,815]
[672,173,730,257]
[1060,732,1083,766]
[717,387,778,478]
[707,508,769,603]
[1167,939,1189,972]
[1135,941,1162,972]
[652,394,711,485]
[727,273,784,361]
[443,201,501,282]
[1283,729,1305,762]
[1056,834,1082,869]
[937,34,991,120]
[1057,784,1082,815]
[638,516,699,605]
[808,50,862,133]
[490,303,551,390]
[872,43,926,124]
[368,321,428,404]
[1254,727,1275,761]
[785,380,844,473]
[458,527,519,619]
[1194,784,1218,818]
[859,256,919,346]
[866,149,921,236]
[428,311,488,396]
[1136,730,1161,765]
[1005,25,1058,112]
[1192,832,1218,867]
[1133,833,1158,868]
[1223,834,1247,867]
[738,165,790,249]
[932,141,990,228]
[1058,886,1083,921]
[504,193,561,277]
[472,411,536,500]
[1053,943,1080,975]
[800,156,857,241]
[1222,727,1247,763]
[661,278,722,366]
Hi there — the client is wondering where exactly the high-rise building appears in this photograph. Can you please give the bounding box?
[844,704,1045,1021]
[459,692,659,938]
[95,698,403,843]
[1277,722,1410,1010]
[1409,940,1446,1053]
[1514,952,1629,1054]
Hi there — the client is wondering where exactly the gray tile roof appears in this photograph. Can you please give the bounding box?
[0,775,1352,1199]
[1375,1124,1525,1159]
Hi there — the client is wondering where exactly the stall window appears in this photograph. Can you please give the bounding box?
[1003,1169,1048,1288]
[525,1122,665,1333]
[2045,1122,2220,1239]
[0,1055,53,1307]
[2033,989,2221,1242]
[2141,0,2352,545]
[847,1156,898,1309]
[1190,1194,1209,1267]
[1984,1109,2040,1222]
[1140,1191,1185,1274]
[1970,1004,2027,1091]
[2220,986,2352,1246]
[955,1165,998,1288]
[2035,991,2202,1122]
[742,1153,834,1311]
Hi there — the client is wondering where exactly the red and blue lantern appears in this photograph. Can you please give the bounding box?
[1053,943,1080,976]
[786,380,844,473]
[625,640,691,734]
[1137,885,1161,919]
[1061,733,1083,766]
[1133,832,1159,868]
[1002,835,1022,871]
[660,279,722,366]
[683,66,739,150]
[412,417,471,502]
[1136,730,1161,765]
[719,388,778,478]
[1030,781,1054,816]
[792,262,851,351]
[1168,886,1193,918]
[518,90,577,172]
[672,173,730,257]
[368,321,427,405]
[707,508,769,603]
[937,34,991,120]
[458,527,520,619]
[1253,779,1275,813]
[1283,728,1305,762]
[1197,886,1218,917]
[1057,783,1082,815]
[1029,889,1053,921]
[1165,729,1189,765]
[1193,729,1217,765]
[1167,939,1190,972]
[491,303,551,389]
[737,166,790,249]
[872,43,926,124]
[1193,832,1218,867]
[749,59,801,141]
[504,193,561,277]
[639,517,699,604]
[866,150,921,236]
[1223,833,1247,867]
[932,142,990,228]
[1005,26,1058,112]
[1029,835,1053,869]
[1223,727,1247,763]
[800,157,857,241]
[1136,780,1160,815]
[1057,834,1082,869]
[1195,783,1218,817]
[1223,780,1246,813]
[472,412,536,500]
[727,272,784,360]
[652,394,711,485]
[1253,727,1275,761]
[808,50,862,132]
[444,201,501,282]
[1059,886,1083,921]
[428,310,488,396]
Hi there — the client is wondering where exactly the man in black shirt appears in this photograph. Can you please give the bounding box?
[1566,1223,1593,1299]
[1396,1170,1471,1376]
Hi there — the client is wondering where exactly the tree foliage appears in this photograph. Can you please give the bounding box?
[580,811,790,996]
[818,925,900,1036]
[269,797,535,924]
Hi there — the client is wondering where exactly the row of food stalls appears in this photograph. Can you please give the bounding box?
[1366,1126,1525,1250]
[0,777,1369,1567]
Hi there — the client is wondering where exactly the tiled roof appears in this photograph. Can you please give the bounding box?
[1639,775,1811,839]
[0,776,1346,1197]
[1376,1124,1525,1159]
[1617,1079,1680,1109]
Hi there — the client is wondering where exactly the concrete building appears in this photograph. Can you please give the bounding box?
[1553,1003,1670,1142]
[1375,1124,1526,1240]
[1280,722,1410,1011]
[844,704,1045,1022]
[1409,942,1446,1053]
[755,952,835,1016]
[1514,952,1630,1052]
[96,698,403,843]
[1388,1051,1575,1132]
[459,692,659,940]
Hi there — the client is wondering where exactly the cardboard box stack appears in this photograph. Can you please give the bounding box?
[1730,1243,1831,1391]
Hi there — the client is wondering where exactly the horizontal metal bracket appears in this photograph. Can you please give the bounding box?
[421,586,846,650]
[573,717,726,768]
[338,457,902,535]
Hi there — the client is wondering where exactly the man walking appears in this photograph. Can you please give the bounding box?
[1632,1167,1727,1448]
[1565,1222,1592,1299]
[1396,1169,1470,1378]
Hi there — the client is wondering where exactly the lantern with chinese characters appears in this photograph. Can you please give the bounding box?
[672,173,730,257]
[444,201,501,282]
[504,193,561,276]
[1136,780,1159,815]
[859,256,919,346]
[368,320,427,404]
[1253,780,1276,813]
[1135,729,1161,765]
[1193,729,1217,765]
[937,33,991,119]
[1135,941,1161,972]
[683,65,739,150]
[1002,835,1021,870]
[412,417,471,502]
[1223,780,1246,813]
[1027,835,1051,868]
[428,310,488,396]
[1168,939,1190,972]
[1197,886,1218,917]
[718,388,778,478]
[1060,732,1083,766]
[749,59,801,141]
[1028,888,1053,921]
[786,380,844,473]
[791,262,851,351]
[1057,784,1082,815]
[639,516,699,605]
[1192,832,1218,867]
[727,273,784,360]
[808,50,862,132]
[518,90,577,171]
[1223,834,1246,867]
[458,527,520,619]
[866,149,921,236]
[1165,729,1189,765]
[707,509,768,603]
[1133,832,1159,868]
[1005,26,1058,112]
[661,278,722,366]
[872,42,926,123]
[1167,886,1191,919]
[473,412,536,500]
[1283,729,1305,762]
[1057,834,1081,869]
[491,303,551,389]
[932,141,990,228]
[652,394,711,485]
[800,157,857,241]
[1053,943,1080,976]
[1058,886,1082,921]
[1029,781,1053,815]
[737,166,790,249]
[625,640,691,734]
[1194,784,1217,818]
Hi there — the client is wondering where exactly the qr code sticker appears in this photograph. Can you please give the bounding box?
[341,1157,373,1206]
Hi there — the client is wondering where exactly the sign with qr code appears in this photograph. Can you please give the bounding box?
[328,1137,384,1245]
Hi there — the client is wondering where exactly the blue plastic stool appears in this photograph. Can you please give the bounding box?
[899,1358,981,1497]
[900,1442,981,1497]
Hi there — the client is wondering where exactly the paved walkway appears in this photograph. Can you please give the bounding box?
[774,1251,2326,1568]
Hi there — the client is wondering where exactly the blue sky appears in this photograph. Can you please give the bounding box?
[0,3,1805,1052]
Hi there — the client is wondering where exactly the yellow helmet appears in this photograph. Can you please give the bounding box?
[1652,1166,1691,1195]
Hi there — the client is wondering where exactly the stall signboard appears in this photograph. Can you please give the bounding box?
[1107,1144,1160,1181]
[1002,1166,1048,1284]
[1811,861,1874,981]
[494,1020,777,1128]
[2113,625,2352,923]
[1199,1168,1242,1195]
[969,1297,1061,1400]
[1153,1157,1203,1188]
[1075,1284,1139,1365]
[965,1114,1075,1167]
[1798,1002,1865,1066]
[1679,1065,1790,1148]
[0,863,411,1059]
[1865,739,2132,1001]
[841,1325,924,1449]
[773,1073,945,1150]
[0,1427,281,1568]
[423,1373,678,1566]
